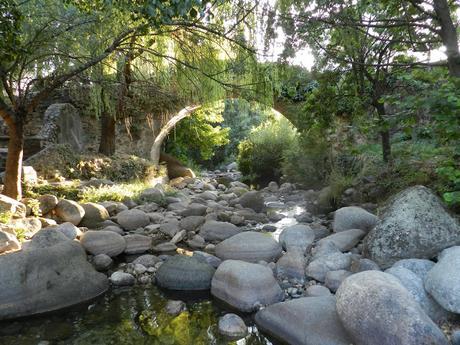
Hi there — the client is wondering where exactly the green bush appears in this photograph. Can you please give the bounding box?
[237,118,296,186]
[281,130,332,188]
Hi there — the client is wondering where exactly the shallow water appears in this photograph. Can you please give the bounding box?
[0,286,274,345]
[0,203,302,345]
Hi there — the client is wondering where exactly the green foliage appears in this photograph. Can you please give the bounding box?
[281,130,332,188]
[24,181,81,200]
[237,117,297,186]
[165,102,230,165]
[29,145,164,182]
[0,210,13,224]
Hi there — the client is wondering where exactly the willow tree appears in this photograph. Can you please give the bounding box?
[0,0,207,199]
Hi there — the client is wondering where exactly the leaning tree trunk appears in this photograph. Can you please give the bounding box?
[3,118,24,199]
[150,105,200,165]
[433,0,460,77]
[375,102,392,163]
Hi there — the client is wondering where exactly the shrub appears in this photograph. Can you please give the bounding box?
[281,130,332,188]
[237,118,297,186]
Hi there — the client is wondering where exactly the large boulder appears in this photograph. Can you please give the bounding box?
[238,191,264,213]
[155,255,215,290]
[215,231,282,263]
[0,240,108,320]
[336,271,448,345]
[199,220,241,242]
[123,234,152,254]
[255,296,352,345]
[116,209,150,231]
[363,186,460,268]
[425,246,460,314]
[55,199,85,225]
[392,258,434,281]
[279,224,315,253]
[24,228,69,251]
[80,230,126,257]
[333,206,378,233]
[386,266,448,323]
[211,260,284,312]
[79,203,109,228]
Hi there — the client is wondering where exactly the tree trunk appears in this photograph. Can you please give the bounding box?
[433,0,460,77]
[375,102,392,163]
[3,118,24,200]
[150,106,200,165]
[98,108,116,156]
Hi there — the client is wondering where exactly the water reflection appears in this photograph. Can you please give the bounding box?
[0,286,274,345]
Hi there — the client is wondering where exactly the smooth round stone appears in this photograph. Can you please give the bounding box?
[199,220,241,241]
[79,202,109,228]
[318,229,366,252]
[279,224,315,253]
[333,206,378,233]
[54,222,80,240]
[155,255,215,291]
[215,231,282,263]
[425,246,460,314]
[55,199,85,225]
[255,296,352,345]
[218,314,247,338]
[92,254,113,271]
[80,230,126,257]
[305,285,332,297]
[116,209,150,231]
[38,194,58,215]
[110,271,135,286]
[336,271,449,345]
[24,229,69,251]
[123,234,152,254]
[211,260,284,312]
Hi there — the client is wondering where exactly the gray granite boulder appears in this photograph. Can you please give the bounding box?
[116,209,150,231]
[306,252,351,282]
[179,203,207,217]
[215,231,282,263]
[199,220,241,241]
[386,266,448,322]
[324,270,352,293]
[392,258,434,281]
[363,186,460,268]
[124,234,152,254]
[80,230,126,257]
[159,219,180,238]
[38,194,58,215]
[318,229,365,252]
[425,246,460,314]
[156,255,215,290]
[279,224,315,253]
[211,260,283,312]
[55,199,85,225]
[24,228,69,251]
[238,191,264,212]
[276,250,306,282]
[180,216,205,231]
[255,296,352,345]
[53,222,80,240]
[79,202,109,228]
[0,240,108,320]
[333,206,378,233]
[336,271,448,345]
